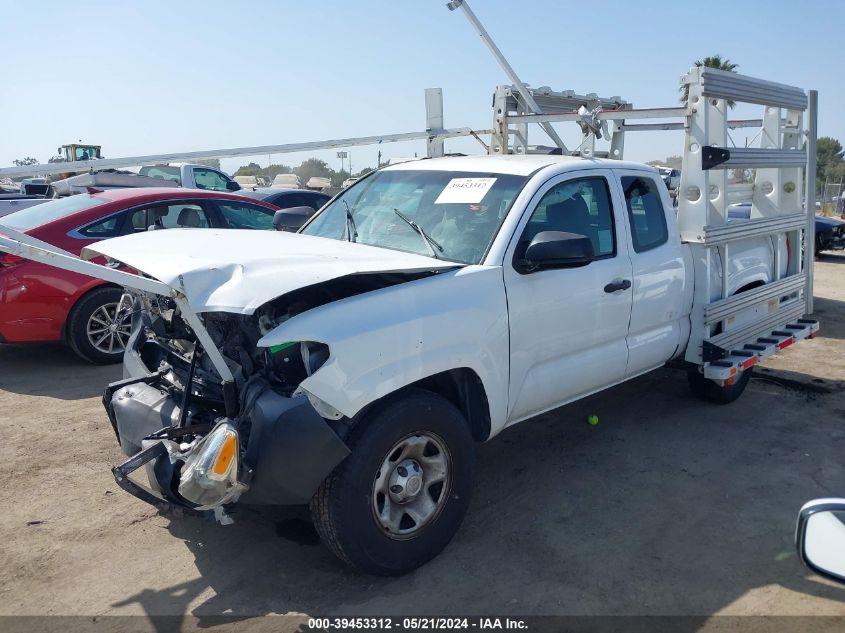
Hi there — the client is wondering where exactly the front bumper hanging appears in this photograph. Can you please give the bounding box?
[104,373,352,513]
[111,441,173,512]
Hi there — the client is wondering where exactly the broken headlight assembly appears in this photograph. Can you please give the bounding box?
[265,340,330,390]
[177,421,247,509]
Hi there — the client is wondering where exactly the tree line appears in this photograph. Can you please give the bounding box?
[234,158,374,188]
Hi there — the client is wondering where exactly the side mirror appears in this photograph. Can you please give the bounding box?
[796,499,845,584]
[273,206,316,231]
[520,231,594,273]
[225,180,241,191]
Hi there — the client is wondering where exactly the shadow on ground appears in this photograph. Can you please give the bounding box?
[810,296,845,341]
[0,342,120,399]
[110,366,845,627]
[817,252,845,265]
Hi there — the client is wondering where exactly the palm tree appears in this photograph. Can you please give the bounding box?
[680,55,739,107]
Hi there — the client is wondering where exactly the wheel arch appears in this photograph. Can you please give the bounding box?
[735,280,766,294]
[349,368,492,443]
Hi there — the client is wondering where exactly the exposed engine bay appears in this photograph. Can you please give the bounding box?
[135,271,441,397]
[104,271,443,518]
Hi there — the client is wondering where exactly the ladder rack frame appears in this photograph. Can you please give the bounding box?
[488,66,818,367]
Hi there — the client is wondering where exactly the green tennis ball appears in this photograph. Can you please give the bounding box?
[587,415,599,426]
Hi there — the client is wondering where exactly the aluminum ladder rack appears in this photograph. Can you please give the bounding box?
[487,65,818,374]
[677,66,817,368]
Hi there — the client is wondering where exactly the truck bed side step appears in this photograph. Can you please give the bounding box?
[703,275,806,325]
[703,319,819,381]
[707,298,806,351]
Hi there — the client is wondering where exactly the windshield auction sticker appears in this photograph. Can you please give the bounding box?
[434,177,498,204]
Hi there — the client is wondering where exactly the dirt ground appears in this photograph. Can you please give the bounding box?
[2,255,845,628]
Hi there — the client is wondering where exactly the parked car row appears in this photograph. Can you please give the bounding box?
[237,187,330,213]
[0,185,332,363]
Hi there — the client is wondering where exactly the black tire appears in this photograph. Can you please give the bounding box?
[687,367,753,405]
[67,286,131,364]
[310,388,476,576]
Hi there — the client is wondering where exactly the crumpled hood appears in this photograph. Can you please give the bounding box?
[83,228,457,314]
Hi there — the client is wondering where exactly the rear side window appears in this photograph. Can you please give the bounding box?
[79,214,123,237]
[129,203,210,232]
[621,176,668,253]
[1,195,110,231]
[275,193,328,210]
[139,165,182,184]
[311,194,331,209]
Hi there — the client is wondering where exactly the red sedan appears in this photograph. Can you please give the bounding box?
[0,187,280,364]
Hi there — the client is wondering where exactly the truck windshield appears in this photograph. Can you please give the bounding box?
[302,169,527,264]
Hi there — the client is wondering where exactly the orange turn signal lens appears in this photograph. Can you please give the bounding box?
[212,432,237,477]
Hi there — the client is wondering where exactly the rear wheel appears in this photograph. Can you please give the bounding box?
[310,388,476,576]
[687,367,753,405]
[67,287,132,364]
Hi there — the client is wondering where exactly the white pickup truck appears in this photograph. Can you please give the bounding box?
[137,164,242,192]
[45,163,241,196]
[0,66,818,575]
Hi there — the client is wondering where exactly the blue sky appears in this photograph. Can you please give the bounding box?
[2,0,843,174]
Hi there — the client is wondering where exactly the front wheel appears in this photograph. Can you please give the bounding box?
[310,388,476,576]
[687,367,753,405]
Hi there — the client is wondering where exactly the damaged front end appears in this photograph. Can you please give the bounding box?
[0,225,453,521]
[105,289,351,519]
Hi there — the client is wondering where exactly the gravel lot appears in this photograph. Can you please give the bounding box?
[2,255,844,628]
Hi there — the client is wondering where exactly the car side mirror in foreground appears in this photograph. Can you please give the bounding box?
[520,231,594,273]
[796,498,845,584]
[225,180,241,191]
[272,206,316,231]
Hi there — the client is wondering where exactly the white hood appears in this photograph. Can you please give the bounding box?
[83,229,457,314]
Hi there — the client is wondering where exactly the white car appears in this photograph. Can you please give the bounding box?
[233,175,259,189]
[271,173,301,188]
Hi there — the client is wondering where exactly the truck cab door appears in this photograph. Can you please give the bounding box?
[503,172,634,424]
[611,170,688,377]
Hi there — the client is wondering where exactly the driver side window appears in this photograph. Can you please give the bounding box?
[516,177,616,262]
